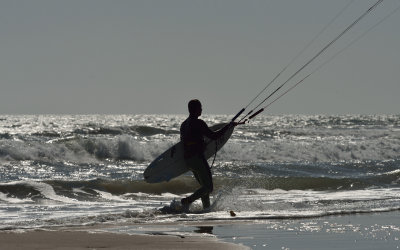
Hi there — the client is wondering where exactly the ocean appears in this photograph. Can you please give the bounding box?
[0,114,399,235]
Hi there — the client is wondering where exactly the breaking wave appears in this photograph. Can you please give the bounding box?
[0,135,172,162]
[1,166,399,204]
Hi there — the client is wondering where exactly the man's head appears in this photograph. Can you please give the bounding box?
[188,99,202,117]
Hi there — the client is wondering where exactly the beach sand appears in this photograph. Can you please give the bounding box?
[0,230,248,250]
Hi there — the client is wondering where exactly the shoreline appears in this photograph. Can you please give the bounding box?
[1,211,399,249]
[0,211,400,250]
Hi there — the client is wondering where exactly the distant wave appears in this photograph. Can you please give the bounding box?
[0,135,173,162]
[1,133,399,163]
[73,124,179,136]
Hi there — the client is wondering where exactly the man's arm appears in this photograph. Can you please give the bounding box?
[199,120,233,140]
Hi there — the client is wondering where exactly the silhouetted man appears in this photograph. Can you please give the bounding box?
[180,99,235,209]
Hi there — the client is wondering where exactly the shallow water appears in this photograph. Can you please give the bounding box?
[96,212,400,250]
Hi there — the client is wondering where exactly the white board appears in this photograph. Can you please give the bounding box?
[143,123,234,183]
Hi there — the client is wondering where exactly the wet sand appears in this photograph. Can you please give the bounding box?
[0,230,248,250]
[1,211,399,249]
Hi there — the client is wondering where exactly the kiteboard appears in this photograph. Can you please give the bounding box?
[144,123,234,183]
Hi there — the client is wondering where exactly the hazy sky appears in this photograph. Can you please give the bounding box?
[1,0,399,115]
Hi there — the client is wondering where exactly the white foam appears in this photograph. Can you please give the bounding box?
[0,192,33,203]
[94,190,132,202]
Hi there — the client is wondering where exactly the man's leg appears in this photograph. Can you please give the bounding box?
[200,195,211,209]
[199,155,212,209]
[182,155,213,209]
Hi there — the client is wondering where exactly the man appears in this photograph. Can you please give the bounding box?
[180,99,235,210]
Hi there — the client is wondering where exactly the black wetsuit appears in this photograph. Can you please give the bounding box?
[180,116,230,208]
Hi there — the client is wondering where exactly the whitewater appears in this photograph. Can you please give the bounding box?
[0,114,399,230]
